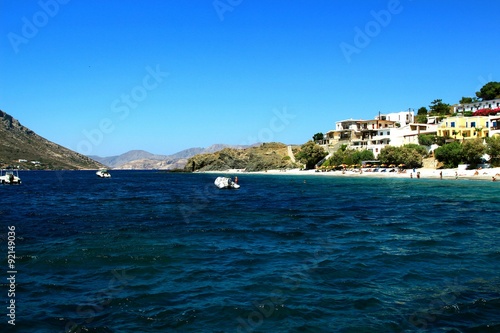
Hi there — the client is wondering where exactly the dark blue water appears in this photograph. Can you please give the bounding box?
[1,170,500,332]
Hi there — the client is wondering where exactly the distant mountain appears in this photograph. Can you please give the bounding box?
[0,110,105,170]
[89,150,167,168]
[93,144,257,170]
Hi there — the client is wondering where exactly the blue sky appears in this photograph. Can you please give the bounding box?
[1,0,499,157]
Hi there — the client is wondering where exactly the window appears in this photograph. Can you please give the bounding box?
[471,122,476,128]
[451,122,455,128]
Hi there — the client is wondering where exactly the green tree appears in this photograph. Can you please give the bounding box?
[400,146,425,169]
[486,136,500,167]
[475,81,500,101]
[352,149,375,164]
[460,97,472,104]
[378,145,425,168]
[325,148,374,167]
[461,138,486,167]
[415,107,428,123]
[327,149,345,167]
[312,132,324,141]
[417,106,428,115]
[378,146,399,165]
[434,142,463,168]
[404,143,428,157]
[295,141,328,169]
[459,97,480,104]
[418,134,435,146]
[429,99,451,115]
[435,135,448,146]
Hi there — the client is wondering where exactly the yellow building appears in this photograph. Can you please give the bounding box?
[437,116,490,140]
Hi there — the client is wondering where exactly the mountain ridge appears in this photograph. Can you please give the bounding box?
[91,144,257,169]
[0,110,105,170]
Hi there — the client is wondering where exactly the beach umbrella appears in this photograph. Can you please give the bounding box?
[389,164,395,168]
[398,163,405,167]
[381,164,387,167]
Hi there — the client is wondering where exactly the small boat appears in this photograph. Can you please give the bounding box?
[214,176,240,189]
[0,169,22,185]
[96,168,111,178]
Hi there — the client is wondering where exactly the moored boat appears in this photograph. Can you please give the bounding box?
[96,168,111,178]
[0,169,22,184]
[214,176,240,189]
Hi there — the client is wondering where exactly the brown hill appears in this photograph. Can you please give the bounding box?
[185,142,300,172]
[0,110,105,170]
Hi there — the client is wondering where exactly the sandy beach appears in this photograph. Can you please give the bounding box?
[203,167,500,181]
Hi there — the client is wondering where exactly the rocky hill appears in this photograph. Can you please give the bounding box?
[0,110,105,170]
[185,142,300,172]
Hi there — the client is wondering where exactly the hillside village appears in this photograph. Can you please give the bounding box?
[316,98,500,159]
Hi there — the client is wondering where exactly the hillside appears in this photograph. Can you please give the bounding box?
[185,142,300,172]
[0,110,105,170]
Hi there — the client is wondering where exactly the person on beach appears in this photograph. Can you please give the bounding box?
[440,171,442,179]
[417,172,420,179]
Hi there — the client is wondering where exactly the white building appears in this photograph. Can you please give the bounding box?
[454,98,500,113]
[376,110,415,127]
[321,111,437,158]
[490,114,500,137]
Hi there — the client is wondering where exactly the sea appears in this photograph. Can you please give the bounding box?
[1,170,499,333]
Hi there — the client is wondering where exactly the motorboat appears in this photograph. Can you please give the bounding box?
[214,176,240,189]
[0,169,22,184]
[96,168,111,178]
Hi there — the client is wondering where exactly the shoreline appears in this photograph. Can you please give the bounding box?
[199,167,500,182]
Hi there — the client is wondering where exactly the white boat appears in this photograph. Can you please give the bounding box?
[214,176,240,189]
[0,169,22,184]
[96,168,111,178]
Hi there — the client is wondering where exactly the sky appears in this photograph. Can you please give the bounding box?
[1,0,499,157]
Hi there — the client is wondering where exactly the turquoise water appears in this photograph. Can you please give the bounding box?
[1,171,499,332]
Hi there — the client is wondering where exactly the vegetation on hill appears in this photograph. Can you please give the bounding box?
[475,81,500,101]
[323,145,374,167]
[434,137,500,168]
[185,142,300,172]
[295,141,328,169]
[0,110,105,170]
